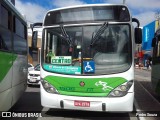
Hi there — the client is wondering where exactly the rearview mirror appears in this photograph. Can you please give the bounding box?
[135,28,142,44]
[32,31,38,49]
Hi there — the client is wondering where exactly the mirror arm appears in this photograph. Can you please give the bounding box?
[132,18,140,27]
[30,22,43,31]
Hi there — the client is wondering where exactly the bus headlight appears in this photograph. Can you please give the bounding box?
[108,80,133,97]
[41,80,59,94]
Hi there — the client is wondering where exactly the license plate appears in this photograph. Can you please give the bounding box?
[74,100,90,107]
[30,78,36,82]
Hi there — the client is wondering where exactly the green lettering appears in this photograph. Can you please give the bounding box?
[61,59,64,63]
[59,56,64,59]
[58,59,61,63]
[68,59,71,63]
[87,88,94,92]
[52,59,56,63]
[59,87,75,91]
[65,59,67,63]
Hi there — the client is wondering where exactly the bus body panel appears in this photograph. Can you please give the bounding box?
[41,65,134,112]
[11,55,27,107]
[0,52,14,91]
[151,64,160,93]
[12,55,27,87]
[41,83,134,112]
[11,81,27,107]
[0,89,12,111]
[0,55,27,111]
[0,52,13,111]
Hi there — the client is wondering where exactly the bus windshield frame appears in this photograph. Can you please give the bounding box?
[42,23,132,75]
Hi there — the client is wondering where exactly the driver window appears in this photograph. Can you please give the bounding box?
[156,35,160,57]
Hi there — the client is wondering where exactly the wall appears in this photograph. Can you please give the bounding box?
[142,21,155,51]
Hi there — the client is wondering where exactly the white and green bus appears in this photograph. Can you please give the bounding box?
[38,4,142,112]
[0,0,28,111]
[151,26,160,96]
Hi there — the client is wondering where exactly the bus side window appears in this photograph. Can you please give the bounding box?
[52,35,57,55]
[152,35,160,57]
[151,37,156,48]
[13,17,27,55]
[0,34,7,50]
[0,5,12,51]
[157,35,160,57]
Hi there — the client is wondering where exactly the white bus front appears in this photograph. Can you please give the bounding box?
[39,4,142,112]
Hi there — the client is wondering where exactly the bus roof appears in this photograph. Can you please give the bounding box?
[47,4,128,13]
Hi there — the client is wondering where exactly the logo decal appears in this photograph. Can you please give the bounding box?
[95,81,113,91]
[80,81,85,87]
[83,61,95,73]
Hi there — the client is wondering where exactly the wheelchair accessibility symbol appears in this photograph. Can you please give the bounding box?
[83,61,95,73]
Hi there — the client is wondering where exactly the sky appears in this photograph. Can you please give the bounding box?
[14,0,160,27]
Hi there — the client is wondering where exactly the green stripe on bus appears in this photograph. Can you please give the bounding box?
[44,76,127,97]
[0,51,17,82]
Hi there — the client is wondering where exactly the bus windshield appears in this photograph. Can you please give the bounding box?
[42,24,131,75]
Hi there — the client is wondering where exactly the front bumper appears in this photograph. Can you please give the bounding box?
[27,77,40,85]
[40,84,134,112]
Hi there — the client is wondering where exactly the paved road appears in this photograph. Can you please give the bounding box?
[134,69,160,120]
[1,69,160,120]
[135,69,160,103]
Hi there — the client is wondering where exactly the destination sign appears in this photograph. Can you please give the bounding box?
[51,56,71,64]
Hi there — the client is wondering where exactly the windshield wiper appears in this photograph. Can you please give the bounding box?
[90,22,108,46]
[60,25,73,48]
